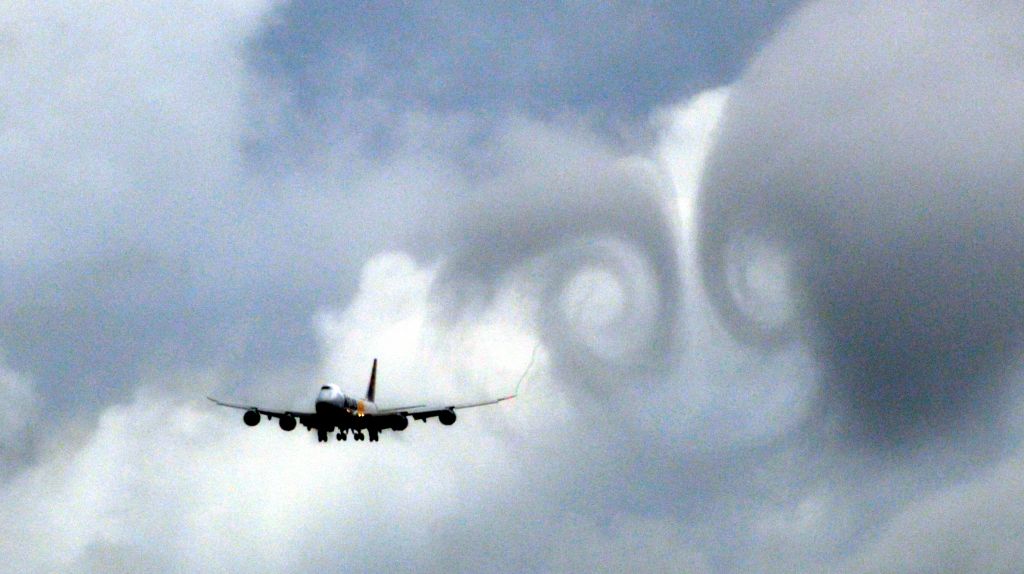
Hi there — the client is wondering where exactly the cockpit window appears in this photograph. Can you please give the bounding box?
[320,385,331,390]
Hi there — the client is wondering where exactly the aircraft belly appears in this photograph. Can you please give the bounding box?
[315,402,349,428]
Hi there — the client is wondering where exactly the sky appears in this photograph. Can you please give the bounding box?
[3,1,1024,572]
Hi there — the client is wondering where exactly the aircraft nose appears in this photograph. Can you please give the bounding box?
[317,384,335,397]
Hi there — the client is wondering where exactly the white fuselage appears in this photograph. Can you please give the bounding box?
[316,383,378,417]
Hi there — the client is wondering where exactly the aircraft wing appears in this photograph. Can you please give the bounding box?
[377,394,516,420]
[207,396,315,422]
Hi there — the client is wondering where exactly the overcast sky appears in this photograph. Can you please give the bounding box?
[3,1,1024,572]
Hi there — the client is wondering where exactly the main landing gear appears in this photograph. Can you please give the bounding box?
[316,428,379,443]
[343,430,378,442]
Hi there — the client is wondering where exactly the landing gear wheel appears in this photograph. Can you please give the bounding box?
[317,429,328,443]
[354,431,364,441]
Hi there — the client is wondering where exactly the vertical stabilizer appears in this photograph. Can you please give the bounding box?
[366,358,377,402]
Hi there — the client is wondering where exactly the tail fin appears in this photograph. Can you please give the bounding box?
[366,358,378,402]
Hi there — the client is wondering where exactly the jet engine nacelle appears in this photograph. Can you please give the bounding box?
[243,409,260,427]
[438,409,456,426]
[279,415,297,432]
[391,415,409,431]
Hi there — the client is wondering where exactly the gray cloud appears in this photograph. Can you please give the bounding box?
[0,0,313,409]
[0,1,473,410]
[0,356,36,467]
[697,0,1024,446]
[250,1,799,125]
[840,444,1024,574]
[428,117,683,387]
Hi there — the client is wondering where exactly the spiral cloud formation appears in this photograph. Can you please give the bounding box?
[698,0,1024,446]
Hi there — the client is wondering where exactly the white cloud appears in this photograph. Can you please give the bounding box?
[0,0,307,406]
[0,357,37,460]
[840,448,1024,574]
[652,89,819,448]
[0,251,568,573]
[2,230,791,572]
[0,0,272,266]
[316,252,558,412]
[655,87,730,222]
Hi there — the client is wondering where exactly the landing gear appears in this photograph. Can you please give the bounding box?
[320,428,378,443]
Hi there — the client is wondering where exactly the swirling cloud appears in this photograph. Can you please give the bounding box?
[697,0,1024,446]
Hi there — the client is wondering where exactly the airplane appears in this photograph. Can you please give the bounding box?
[207,359,516,443]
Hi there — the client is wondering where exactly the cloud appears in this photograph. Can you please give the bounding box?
[250,1,799,122]
[316,252,547,410]
[841,445,1024,574]
[0,356,37,464]
[1,229,813,573]
[6,2,1022,572]
[429,116,685,389]
[2,6,739,565]
[696,0,1024,446]
[0,0,268,265]
[0,0,289,405]
[0,0,467,411]
[0,252,522,572]
[545,515,712,574]
[0,249,715,573]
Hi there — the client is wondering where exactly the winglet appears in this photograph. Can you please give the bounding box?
[366,358,378,402]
